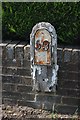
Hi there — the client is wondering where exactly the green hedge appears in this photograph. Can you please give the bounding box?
[2,2,79,45]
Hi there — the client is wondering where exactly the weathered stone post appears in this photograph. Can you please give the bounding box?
[30,22,58,92]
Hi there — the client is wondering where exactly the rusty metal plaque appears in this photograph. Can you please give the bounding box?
[34,29,51,65]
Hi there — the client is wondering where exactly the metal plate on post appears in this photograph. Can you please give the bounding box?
[30,22,58,92]
[34,29,51,65]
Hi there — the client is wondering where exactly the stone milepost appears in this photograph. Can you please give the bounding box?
[30,22,59,92]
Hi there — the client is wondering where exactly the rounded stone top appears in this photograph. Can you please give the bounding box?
[30,22,57,45]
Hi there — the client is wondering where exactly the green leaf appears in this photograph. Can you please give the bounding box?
[9,26,16,33]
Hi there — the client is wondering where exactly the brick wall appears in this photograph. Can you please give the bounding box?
[0,41,80,115]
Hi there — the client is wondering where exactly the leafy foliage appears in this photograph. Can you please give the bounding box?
[2,2,80,45]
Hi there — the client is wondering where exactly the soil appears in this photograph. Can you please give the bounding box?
[1,104,80,120]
